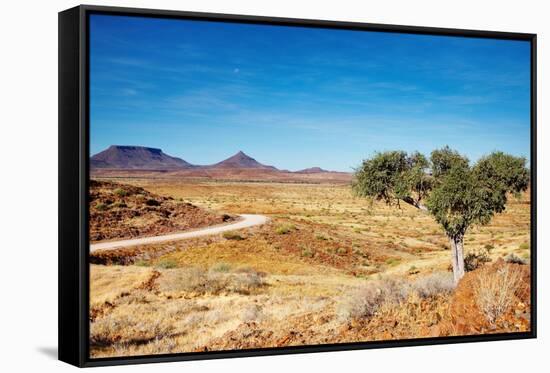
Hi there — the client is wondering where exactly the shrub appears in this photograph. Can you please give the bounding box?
[210,262,232,272]
[95,202,108,211]
[464,249,491,271]
[339,272,455,321]
[474,266,522,325]
[134,260,150,267]
[338,278,409,320]
[156,259,178,269]
[385,258,400,266]
[222,231,243,240]
[505,253,527,265]
[337,247,348,255]
[411,272,455,298]
[315,233,328,240]
[339,284,385,319]
[301,248,314,258]
[113,188,127,197]
[518,242,530,251]
[145,199,161,206]
[229,272,265,294]
[161,267,265,295]
[275,224,295,235]
[241,305,263,322]
[234,266,265,276]
[112,201,127,208]
[408,266,419,275]
[91,314,174,346]
[484,244,495,253]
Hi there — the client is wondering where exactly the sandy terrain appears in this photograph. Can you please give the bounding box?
[89,178,531,358]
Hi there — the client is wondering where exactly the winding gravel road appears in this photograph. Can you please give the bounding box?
[90,214,269,252]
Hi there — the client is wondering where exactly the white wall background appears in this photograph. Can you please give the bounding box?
[0,0,546,371]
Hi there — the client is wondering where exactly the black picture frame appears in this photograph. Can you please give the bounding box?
[59,4,537,368]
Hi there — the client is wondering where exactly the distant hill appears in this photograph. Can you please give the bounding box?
[90,146,194,170]
[296,167,330,174]
[208,151,278,170]
[90,146,352,183]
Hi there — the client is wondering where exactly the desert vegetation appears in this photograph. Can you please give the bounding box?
[353,147,529,283]
[89,166,531,357]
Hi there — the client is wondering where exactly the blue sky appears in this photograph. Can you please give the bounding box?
[90,14,531,172]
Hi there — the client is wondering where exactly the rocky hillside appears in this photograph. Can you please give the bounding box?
[89,180,234,242]
[91,146,195,170]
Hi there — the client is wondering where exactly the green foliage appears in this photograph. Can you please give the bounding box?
[385,258,401,267]
[352,150,407,203]
[95,202,108,211]
[430,146,469,178]
[354,147,529,239]
[408,265,419,275]
[352,150,432,208]
[518,242,530,251]
[275,223,295,235]
[155,259,178,269]
[428,151,529,238]
[301,248,314,258]
[426,161,492,237]
[222,231,243,240]
[113,188,128,197]
[464,249,492,271]
[474,152,530,198]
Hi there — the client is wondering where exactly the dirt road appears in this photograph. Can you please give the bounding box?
[90,214,269,252]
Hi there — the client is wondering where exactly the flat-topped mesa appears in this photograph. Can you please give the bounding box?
[90,145,195,170]
[295,167,330,174]
[208,151,278,170]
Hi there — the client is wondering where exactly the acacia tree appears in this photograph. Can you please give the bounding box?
[353,146,529,283]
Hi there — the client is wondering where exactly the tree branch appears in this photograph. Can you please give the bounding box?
[401,196,428,211]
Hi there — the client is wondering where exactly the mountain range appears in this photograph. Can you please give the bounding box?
[90,145,351,183]
[92,146,335,172]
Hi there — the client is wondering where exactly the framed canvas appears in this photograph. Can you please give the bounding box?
[58,4,537,367]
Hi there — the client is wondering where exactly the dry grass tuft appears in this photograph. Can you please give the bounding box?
[338,278,407,320]
[157,266,266,296]
[412,272,455,299]
[338,272,454,321]
[473,265,522,325]
[91,313,175,346]
[88,180,530,356]
[90,265,154,308]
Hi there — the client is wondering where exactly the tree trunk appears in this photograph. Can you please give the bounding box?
[401,196,428,211]
[449,234,465,284]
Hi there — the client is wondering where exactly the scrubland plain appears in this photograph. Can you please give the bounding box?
[89,178,531,358]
